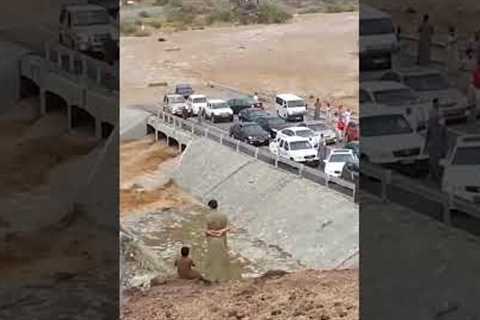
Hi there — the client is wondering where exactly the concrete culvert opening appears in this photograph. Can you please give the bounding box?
[71,105,95,136]
[146,124,155,135]
[20,76,40,98]
[101,122,114,139]
[45,91,68,114]
[167,137,179,149]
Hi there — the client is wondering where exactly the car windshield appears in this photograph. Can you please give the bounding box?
[295,129,314,137]
[72,10,110,26]
[452,146,480,165]
[374,89,417,105]
[243,124,265,135]
[193,97,207,103]
[404,74,449,91]
[290,141,313,150]
[330,153,354,163]
[239,98,254,105]
[287,100,305,108]
[360,18,395,36]
[170,96,185,103]
[361,115,413,137]
[307,123,329,131]
[211,102,228,109]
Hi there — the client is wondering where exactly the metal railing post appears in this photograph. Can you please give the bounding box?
[236,140,240,152]
[443,194,452,226]
[274,155,279,168]
[298,164,304,176]
[204,128,209,138]
[96,66,102,84]
[254,148,259,159]
[381,170,391,203]
[220,135,223,145]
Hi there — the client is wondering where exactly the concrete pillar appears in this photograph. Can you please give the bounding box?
[95,118,102,140]
[40,89,47,115]
[67,105,72,132]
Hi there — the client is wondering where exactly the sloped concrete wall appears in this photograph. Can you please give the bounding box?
[172,138,358,270]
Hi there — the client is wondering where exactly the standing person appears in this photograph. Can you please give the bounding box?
[204,200,241,283]
[417,14,434,66]
[314,98,321,120]
[344,108,352,125]
[446,26,459,76]
[425,98,448,186]
[317,134,327,161]
[253,92,259,105]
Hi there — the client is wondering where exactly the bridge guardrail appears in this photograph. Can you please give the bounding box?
[151,110,357,200]
[361,161,480,226]
[44,41,118,94]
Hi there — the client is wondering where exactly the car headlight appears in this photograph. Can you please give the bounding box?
[247,136,253,140]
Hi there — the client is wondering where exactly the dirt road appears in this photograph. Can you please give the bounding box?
[121,12,358,109]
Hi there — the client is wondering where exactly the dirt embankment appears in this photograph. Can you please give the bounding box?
[122,269,358,320]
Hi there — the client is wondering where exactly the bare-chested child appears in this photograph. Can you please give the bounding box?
[174,246,210,284]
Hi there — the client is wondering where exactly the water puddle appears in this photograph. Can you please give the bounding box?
[122,205,303,280]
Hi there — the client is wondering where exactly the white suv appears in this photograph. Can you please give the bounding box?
[440,135,480,208]
[275,94,307,122]
[360,106,429,168]
[163,94,187,116]
[269,136,319,165]
[186,94,208,116]
[323,149,357,178]
[276,126,321,148]
[59,4,116,54]
[203,99,234,123]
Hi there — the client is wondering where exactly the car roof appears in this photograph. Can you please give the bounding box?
[166,94,184,98]
[208,99,226,104]
[282,126,313,132]
[387,67,443,77]
[361,81,410,92]
[176,83,192,87]
[456,135,480,147]
[65,4,106,12]
[361,104,407,117]
[280,136,311,143]
[301,120,327,125]
[189,94,206,99]
[331,148,354,154]
[276,93,303,101]
[360,5,391,20]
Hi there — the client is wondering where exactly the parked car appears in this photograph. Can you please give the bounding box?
[380,67,470,122]
[344,141,360,159]
[360,106,429,170]
[203,99,234,123]
[229,122,271,146]
[276,126,321,148]
[299,120,337,145]
[254,115,290,138]
[227,97,257,114]
[275,93,307,122]
[360,81,429,131]
[175,83,194,99]
[59,3,115,54]
[239,108,269,122]
[163,94,188,116]
[440,135,480,210]
[186,94,207,116]
[269,136,319,166]
[344,121,359,142]
[323,149,357,178]
[341,159,360,183]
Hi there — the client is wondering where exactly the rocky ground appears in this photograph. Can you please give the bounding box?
[121,269,358,320]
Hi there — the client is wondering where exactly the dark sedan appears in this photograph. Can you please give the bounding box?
[254,116,290,138]
[229,122,271,146]
[175,84,194,99]
[227,97,256,114]
[239,108,269,122]
[344,141,359,158]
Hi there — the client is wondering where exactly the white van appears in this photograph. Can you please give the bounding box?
[275,93,307,122]
[359,5,397,78]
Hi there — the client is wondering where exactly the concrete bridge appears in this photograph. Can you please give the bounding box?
[3,40,118,139]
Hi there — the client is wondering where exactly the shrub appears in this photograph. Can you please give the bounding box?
[256,3,292,24]
[154,0,170,6]
[139,11,150,18]
[120,22,138,36]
